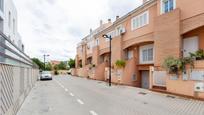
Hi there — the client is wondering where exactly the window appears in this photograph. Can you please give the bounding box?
[139,44,154,64]
[8,11,11,28]
[127,50,133,60]
[131,11,149,30]
[13,19,15,34]
[183,36,198,57]
[161,0,176,14]
[115,25,123,36]
[95,38,99,46]
[0,0,3,12]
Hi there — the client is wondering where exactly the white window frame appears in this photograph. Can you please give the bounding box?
[131,11,149,31]
[139,44,154,64]
[115,25,123,36]
[183,36,199,57]
[160,0,176,14]
[95,38,99,46]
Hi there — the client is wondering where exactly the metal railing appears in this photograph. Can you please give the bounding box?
[0,32,39,115]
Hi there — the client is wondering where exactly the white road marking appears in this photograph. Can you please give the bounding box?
[70,93,74,96]
[77,99,84,105]
[90,110,98,115]
[55,81,66,90]
[65,88,68,92]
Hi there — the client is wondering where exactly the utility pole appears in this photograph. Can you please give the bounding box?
[43,54,49,70]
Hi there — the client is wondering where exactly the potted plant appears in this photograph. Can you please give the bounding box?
[180,57,194,73]
[163,56,194,75]
[115,60,126,69]
[79,63,82,68]
[115,60,126,82]
[190,49,204,60]
[89,63,96,70]
[163,57,182,74]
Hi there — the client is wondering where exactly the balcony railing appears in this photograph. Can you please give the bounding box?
[0,31,34,67]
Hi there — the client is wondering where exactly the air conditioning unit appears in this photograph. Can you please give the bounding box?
[120,28,126,35]
[194,82,204,92]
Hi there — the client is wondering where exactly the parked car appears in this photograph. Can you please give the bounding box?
[40,71,52,80]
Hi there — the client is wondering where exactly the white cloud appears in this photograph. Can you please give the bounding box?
[13,0,142,61]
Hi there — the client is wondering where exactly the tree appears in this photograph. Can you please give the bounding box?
[31,58,44,70]
[45,62,52,71]
[68,58,75,68]
[58,61,67,70]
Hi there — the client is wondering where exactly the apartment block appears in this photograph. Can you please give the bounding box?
[0,0,24,51]
[74,0,204,99]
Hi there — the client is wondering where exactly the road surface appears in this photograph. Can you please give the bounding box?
[17,75,204,115]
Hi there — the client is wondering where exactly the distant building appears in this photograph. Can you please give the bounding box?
[50,60,60,66]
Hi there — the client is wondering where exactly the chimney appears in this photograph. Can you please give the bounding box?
[116,16,119,20]
[108,19,111,23]
[100,20,103,26]
[90,28,92,34]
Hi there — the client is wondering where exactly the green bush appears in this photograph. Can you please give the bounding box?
[190,49,204,60]
[163,57,181,74]
[54,70,59,75]
[163,56,194,74]
[115,60,126,68]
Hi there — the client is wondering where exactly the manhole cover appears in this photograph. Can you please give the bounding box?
[138,92,147,95]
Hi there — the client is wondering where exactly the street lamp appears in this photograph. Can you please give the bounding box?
[103,34,112,87]
[43,54,49,70]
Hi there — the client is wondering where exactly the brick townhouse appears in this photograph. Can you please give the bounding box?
[73,0,204,99]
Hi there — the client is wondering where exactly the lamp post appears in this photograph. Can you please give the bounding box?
[103,34,112,86]
[43,54,49,70]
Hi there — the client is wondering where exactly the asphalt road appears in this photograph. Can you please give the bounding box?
[17,75,204,115]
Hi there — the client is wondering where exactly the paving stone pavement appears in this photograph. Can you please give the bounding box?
[17,75,204,115]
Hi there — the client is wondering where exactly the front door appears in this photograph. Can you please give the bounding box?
[141,71,149,89]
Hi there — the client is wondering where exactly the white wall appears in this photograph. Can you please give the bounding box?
[0,0,24,51]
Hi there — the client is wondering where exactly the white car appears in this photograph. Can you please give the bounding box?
[40,71,52,80]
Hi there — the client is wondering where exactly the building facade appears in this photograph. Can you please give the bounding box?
[75,0,204,99]
[0,0,24,51]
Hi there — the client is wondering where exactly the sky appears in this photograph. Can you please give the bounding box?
[13,0,142,61]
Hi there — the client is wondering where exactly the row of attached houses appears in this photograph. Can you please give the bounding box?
[73,0,204,99]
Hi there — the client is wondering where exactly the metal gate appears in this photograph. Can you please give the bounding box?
[0,31,39,115]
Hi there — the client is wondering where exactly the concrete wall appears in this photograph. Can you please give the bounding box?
[95,62,107,81]
[121,58,139,87]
